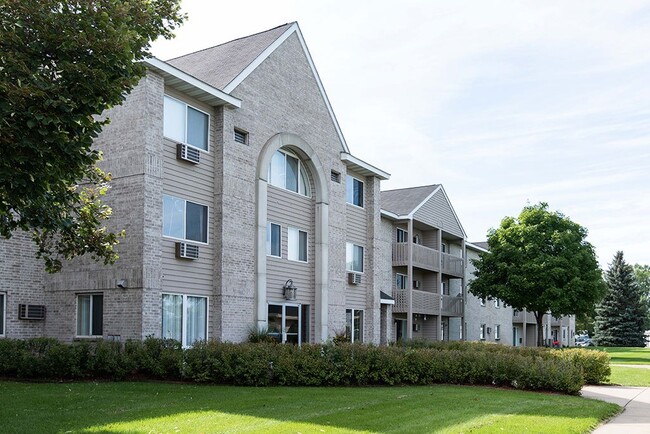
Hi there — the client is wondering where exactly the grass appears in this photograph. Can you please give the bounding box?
[593,346,650,365]
[0,381,619,433]
[609,366,650,386]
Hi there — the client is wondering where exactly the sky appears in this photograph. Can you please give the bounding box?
[151,0,650,269]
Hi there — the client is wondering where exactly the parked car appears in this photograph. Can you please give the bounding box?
[575,335,593,347]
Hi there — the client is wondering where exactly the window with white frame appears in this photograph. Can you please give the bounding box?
[494,299,501,308]
[162,293,207,347]
[495,324,501,340]
[163,95,209,151]
[396,228,407,243]
[77,294,103,337]
[346,309,364,343]
[346,243,364,272]
[268,304,308,344]
[268,149,311,197]
[346,175,363,207]
[267,222,281,258]
[479,323,486,340]
[288,227,308,262]
[0,292,5,336]
[163,194,208,243]
[396,273,407,290]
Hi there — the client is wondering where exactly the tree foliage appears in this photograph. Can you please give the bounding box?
[469,203,606,346]
[593,253,647,346]
[632,264,650,330]
[0,0,184,272]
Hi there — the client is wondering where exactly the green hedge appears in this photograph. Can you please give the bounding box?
[0,338,610,394]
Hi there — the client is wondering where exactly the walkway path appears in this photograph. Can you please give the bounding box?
[610,364,650,369]
[582,385,650,433]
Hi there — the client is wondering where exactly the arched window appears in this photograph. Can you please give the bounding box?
[268,149,311,197]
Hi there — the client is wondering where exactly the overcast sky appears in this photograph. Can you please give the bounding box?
[151,1,650,269]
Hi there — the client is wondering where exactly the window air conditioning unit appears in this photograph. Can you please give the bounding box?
[19,304,46,320]
[348,272,362,285]
[413,280,421,289]
[176,143,200,164]
[176,242,199,260]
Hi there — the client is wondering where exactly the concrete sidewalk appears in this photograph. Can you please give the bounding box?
[582,385,650,433]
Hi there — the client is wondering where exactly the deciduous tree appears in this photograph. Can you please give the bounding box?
[0,0,184,272]
[469,203,606,346]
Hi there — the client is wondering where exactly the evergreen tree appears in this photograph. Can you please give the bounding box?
[594,252,646,346]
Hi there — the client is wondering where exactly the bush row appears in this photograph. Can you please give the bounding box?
[0,338,609,395]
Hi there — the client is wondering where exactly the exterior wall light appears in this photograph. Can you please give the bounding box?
[283,279,297,300]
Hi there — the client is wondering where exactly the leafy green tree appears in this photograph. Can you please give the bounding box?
[469,203,606,347]
[632,264,650,330]
[0,0,184,272]
[594,253,647,346]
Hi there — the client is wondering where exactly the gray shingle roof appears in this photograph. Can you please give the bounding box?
[470,241,489,250]
[381,184,440,216]
[166,23,294,90]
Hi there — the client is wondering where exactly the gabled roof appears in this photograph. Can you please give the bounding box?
[470,241,489,251]
[381,185,440,217]
[165,22,351,153]
[167,23,293,91]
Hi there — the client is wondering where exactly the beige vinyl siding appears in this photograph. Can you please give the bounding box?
[161,89,216,297]
[345,201,368,307]
[414,190,463,238]
[266,186,315,306]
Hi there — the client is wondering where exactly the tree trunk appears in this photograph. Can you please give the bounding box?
[535,312,544,347]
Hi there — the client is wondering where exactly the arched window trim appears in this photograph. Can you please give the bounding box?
[268,148,312,197]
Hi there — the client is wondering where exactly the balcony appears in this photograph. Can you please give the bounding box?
[393,289,440,315]
[441,252,464,277]
[513,310,536,324]
[393,242,464,276]
[441,294,463,316]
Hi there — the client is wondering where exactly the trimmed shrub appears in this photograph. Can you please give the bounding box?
[552,348,611,384]
[0,338,591,394]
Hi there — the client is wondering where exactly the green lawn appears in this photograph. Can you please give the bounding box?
[0,381,619,433]
[609,366,650,386]
[593,347,650,365]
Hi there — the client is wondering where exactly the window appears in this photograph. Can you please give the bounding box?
[495,324,501,340]
[413,234,421,244]
[441,243,448,253]
[396,273,407,290]
[267,222,281,258]
[234,128,248,144]
[268,304,308,344]
[346,175,363,207]
[163,194,208,243]
[346,243,364,272]
[288,228,308,262]
[346,309,363,343]
[441,281,449,295]
[268,149,310,196]
[0,292,5,336]
[494,299,501,308]
[479,323,486,340]
[163,95,209,151]
[331,170,341,183]
[162,294,207,347]
[77,294,103,337]
[396,228,407,243]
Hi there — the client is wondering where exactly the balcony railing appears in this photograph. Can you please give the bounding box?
[394,242,459,272]
[441,294,463,316]
[441,252,464,277]
[513,310,536,324]
[393,289,440,314]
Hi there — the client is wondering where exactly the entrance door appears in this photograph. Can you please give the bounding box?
[268,304,307,344]
[395,319,407,342]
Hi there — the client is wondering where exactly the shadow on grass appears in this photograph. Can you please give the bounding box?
[0,381,619,433]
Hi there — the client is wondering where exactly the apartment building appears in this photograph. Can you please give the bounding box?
[0,22,394,345]
[380,185,466,342]
[0,23,574,347]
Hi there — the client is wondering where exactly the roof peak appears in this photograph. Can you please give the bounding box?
[166,22,295,62]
